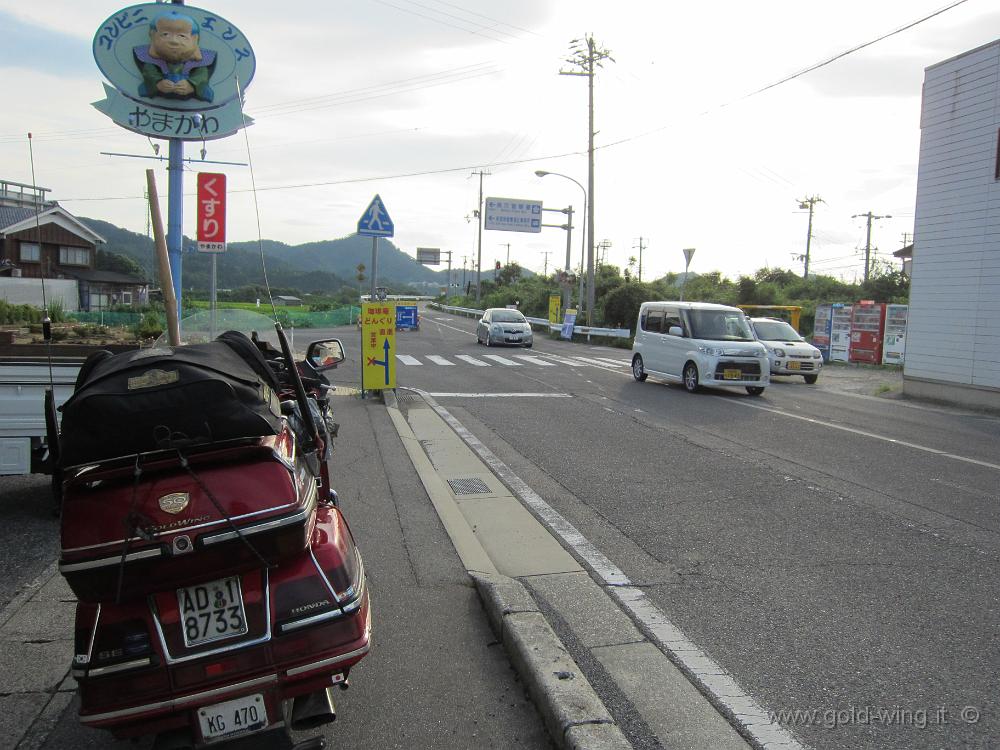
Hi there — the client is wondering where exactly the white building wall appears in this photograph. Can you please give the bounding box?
[0,278,79,312]
[907,41,1000,398]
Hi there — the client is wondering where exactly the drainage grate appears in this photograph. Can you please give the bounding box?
[397,393,424,403]
[447,477,491,495]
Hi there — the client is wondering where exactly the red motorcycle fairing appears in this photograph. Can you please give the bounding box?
[58,428,323,603]
[72,506,370,744]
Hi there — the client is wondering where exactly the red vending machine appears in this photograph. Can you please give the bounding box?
[848,301,887,364]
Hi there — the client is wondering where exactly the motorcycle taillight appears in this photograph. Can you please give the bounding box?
[82,617,156,678]
[313,509,362,606]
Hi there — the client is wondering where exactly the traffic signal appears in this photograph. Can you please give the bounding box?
[495,261,501,270]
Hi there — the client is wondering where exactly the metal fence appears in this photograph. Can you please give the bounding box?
[429,303,631,341]
[66,306,362,329]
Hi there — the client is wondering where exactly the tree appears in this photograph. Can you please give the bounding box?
[498,262,523,286]
[602,282,654,331]
[96,249,144,277]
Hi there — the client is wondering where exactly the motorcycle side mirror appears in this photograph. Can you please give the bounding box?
[306,338,346,371]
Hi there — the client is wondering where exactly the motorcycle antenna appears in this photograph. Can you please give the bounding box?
[234,72,278,323]
[27,132,63,511]
[233,75,322,450]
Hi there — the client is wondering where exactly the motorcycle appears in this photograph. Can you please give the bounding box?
[51,311,370,749]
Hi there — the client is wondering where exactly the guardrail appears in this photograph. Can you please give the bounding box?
[428,303,631,341]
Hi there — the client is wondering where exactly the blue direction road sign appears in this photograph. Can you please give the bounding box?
[396,305,419,330]
[357,194,394,237]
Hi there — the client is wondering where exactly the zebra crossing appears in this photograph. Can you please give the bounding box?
[394,352,628,369]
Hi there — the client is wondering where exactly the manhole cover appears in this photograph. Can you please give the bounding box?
[447,477,491,495]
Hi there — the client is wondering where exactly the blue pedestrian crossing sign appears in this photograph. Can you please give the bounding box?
[357,194,394,237]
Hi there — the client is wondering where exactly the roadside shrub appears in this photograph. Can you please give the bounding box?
[135,313,164,340]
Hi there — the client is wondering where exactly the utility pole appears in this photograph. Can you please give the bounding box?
[852,210,892,282]
[901,232,911,248]
[633,237,647,283]
[597,239,611,271]
[562,35,613,325]
[541,250,552,276]
[461,255,468,288]
[501,242,511,266]
[797,195,823,278]
[471,169,490,304]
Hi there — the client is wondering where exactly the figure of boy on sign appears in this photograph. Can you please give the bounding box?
[134,10,216,102]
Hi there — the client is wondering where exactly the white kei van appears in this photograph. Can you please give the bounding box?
[631,301,769,396]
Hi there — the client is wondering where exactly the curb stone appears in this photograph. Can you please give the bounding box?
[472,572,632,750]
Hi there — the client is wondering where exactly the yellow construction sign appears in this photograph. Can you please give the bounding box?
[548,294,561,324]
[361,302,396,390]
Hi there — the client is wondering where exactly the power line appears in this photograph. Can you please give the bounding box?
[367,0,516,43]
[594,0,970,153]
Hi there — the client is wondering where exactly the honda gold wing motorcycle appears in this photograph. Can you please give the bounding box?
[50,311,370,749]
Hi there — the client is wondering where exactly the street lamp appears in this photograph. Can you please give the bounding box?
[535,170,587,315]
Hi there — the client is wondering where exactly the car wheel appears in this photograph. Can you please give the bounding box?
[632,354,647,382]
[485,334,492,347]
[683,362,700,392]
[803,374,818,384]
[745,386,765,396]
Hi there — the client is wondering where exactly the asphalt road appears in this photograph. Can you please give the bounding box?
[384,305,1000,750]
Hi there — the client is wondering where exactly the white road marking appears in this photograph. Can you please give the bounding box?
[592,357,628,367]
[396,354,422,365]
[537,354,590,367]
[427,392,572,398]
[731,398,1000,472]
[428,318,477,337]
[481,354,522,366]
[412,389,804,750]
[569,356,623,369]
[455,355,490,366]
[426,355,455,366]
[512,355,556,367]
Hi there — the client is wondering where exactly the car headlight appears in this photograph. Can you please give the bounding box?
[492,324,502,332]
[774,347,786,357]
[812,350,822,359]
[698,345,725,356]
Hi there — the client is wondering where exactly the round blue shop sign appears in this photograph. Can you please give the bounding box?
[93,3,255,139]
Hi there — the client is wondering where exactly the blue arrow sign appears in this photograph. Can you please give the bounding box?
[357,194,394,237]
[365,338,392,385]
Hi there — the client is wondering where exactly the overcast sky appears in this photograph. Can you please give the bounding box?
[1,0,996,284]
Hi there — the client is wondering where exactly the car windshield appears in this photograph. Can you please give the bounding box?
[492,310,526,323]
[687,310,754,341]
[752,320,803,342]
[153,309,294,353]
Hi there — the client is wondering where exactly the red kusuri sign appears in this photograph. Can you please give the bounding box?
[197,173,227,253]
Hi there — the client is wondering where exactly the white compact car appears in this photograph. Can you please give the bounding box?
[748,317,823,384]
[631,301,769,396]
[476,308,533,347]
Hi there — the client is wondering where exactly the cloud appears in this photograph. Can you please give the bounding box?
[0,10,91,78]
[800,54,926,98]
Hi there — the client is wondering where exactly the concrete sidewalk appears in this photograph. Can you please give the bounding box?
[0,561,76,750]
[386,388,761,750]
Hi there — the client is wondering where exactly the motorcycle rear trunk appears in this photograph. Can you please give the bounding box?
[59,428,317,602]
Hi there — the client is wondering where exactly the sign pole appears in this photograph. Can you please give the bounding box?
[370,237,378,300]
[167,138,184,322]
[210,254,217,338]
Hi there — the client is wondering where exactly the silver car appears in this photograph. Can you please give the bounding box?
[749,317,823,384]
[476,308,533,348]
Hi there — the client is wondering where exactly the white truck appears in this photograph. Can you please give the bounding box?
[0,345,136,476]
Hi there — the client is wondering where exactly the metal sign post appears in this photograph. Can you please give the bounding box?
[92,4,256,321]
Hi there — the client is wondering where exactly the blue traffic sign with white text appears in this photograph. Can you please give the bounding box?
[357,194,394,237]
